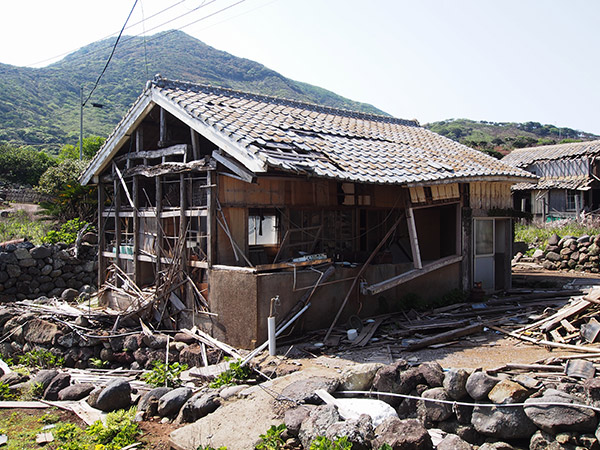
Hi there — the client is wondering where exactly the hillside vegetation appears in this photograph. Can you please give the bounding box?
[425,119,599,157]
[0,30,385,153]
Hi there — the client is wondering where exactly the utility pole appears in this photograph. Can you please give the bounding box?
[79,86,84,160]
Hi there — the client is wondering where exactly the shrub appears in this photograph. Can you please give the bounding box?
[0,143,56,185]
[209,358,251,388]
[0,209,53,243]
[41,217,91,245]
[86,407,140,450]
[141,361,188,388]
[309,436,352,450]
[18,349,64,368]
[256,424,286,450]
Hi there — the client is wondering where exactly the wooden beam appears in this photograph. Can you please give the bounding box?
[191,129,201,161]
[212,150,256,183]
[159,107,167,148]
[132,176,140,284]
[155,176,163,281]
[113,174,122,275]
[207,170,216,267]
[361,255,463,296]
[97,183,107,287]
[406,206,422,269]
[114,144,188,163]
[112,162,135,208]
[405,323,483,351]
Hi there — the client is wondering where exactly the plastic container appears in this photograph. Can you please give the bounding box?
[347,328,358,341]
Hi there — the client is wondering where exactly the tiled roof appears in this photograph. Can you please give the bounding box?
[84,77,534,186]
[512,175,593,191]
[502,140,600,168]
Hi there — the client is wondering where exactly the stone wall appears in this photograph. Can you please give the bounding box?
[0,241,97,302]
[532,233,600,273]
[0,188,48,204]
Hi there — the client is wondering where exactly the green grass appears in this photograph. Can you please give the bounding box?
[515,221,600,249]
[0,209,53,244]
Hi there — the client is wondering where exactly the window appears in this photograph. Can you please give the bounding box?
[566,190,583,211]
[248,211,279,245]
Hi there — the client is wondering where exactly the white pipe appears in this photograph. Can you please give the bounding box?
[241,302,311,366]
[268,316,277,356]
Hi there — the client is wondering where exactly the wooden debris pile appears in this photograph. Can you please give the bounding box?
[307,288,585,353]
[492,287,600,353]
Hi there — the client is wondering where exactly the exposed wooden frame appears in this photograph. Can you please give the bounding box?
[361,255,464,296]
[97,183,107,287]
[132,175,140,283]
[212,150,256,183]
[406,206,422,269]
[207,170,216,267]
[115,144,188,163]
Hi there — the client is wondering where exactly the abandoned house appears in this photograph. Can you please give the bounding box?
[80,76,535,348]
[502,140,600,220]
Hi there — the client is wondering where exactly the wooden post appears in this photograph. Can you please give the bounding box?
[159,107,167,150]
[406,206,422,269]
[180,173,187,266]
[207,170,216,267]
[132,175,140,284]
[113,173,122,277]
[190,129,200,161]
[97,183,106,287]
[155,175,163,282]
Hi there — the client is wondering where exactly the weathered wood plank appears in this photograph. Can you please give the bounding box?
[405,323,483,351]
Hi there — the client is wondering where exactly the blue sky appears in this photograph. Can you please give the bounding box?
[2,0,599,133]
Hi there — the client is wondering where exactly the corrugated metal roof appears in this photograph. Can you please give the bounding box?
[84,77,535,186]
[502,140,600,168]
[512,175,593,191]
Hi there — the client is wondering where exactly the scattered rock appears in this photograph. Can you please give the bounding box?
[90,379,132,412]
[436,433,473,450]
[280,377,339,405]
[325,415,374,450]
[175,391,220,424]
[443,368,469,400]
[488,379,530,404]
[420,388,453,422]
[58,383,95,400]
[284,405,316,436]
[338,363,383,391]
[372,417,433,450]
[298,404,340,449]
[138,387,172,416]
[466,371,500,401]
[157,387,193,417]
[472,405,537,439]
[43,373,71,400]
[524,388,598,433]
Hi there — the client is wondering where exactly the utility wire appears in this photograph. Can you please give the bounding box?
[83,0,140,107]
[25,0,189,67]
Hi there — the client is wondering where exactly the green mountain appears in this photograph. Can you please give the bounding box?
[425,118,600,157]
[0,30,386,153]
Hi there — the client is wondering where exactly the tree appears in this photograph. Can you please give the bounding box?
[35,159,96,222]
[0,143,56,186]
[57,136,105,162]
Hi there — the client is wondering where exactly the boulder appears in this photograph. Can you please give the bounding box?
[58,383,95,400]
[466,371,500,401]
[443,368,469,400]
[371,417,433,450]
[338,362,383,391]
[43,373,71,400]
[545,251,561,262]
[472,405,537,439]
[280,377,339,405]
[220,384,249,400]
[89,379,132,412]
[30,246,52,259]
[524,389,597,433]
[298,404,340,449]
[532,249,544,260]
[142,333,170,349]
[175,391,220,424]
[157,387,193,417]
[487,379,530,404]
[417,362,444,388]
[22,319,61,345]
[325,415,374,450]
[419,387,453,422]
[548,233,560,246]
[284,405,316,436]
[138,387,172,416]
[61,288,79,301]
[0,371,28,386]
[29,369,58,391]
[436,434,473,450]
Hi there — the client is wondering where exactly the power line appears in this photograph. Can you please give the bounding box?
[25,0,189,67]
[83,0,140,107]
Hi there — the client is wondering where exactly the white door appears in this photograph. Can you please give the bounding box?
[474,218,495,291]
